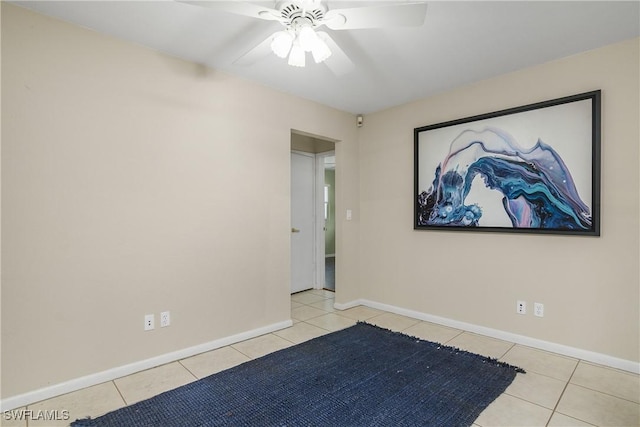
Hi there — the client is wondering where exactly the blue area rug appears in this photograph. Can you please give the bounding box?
[73,322,524,426]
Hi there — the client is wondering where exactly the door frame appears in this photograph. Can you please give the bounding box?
[315,150,335,290]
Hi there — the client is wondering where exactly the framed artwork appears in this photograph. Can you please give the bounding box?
[414,90,601,236]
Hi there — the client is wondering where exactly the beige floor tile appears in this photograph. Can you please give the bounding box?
[403,321,463,344]
[474,393,552,426]
[571,361,640,403]
[556,384,640,427]
[1,407,28,427]
[308,298,337,312]
[114,362,196,405]
[447,332,514,360]
[366,312,420,332]
[291,305,327,321]
[28,381,125,426]
[291,301,304,309]
[505,370,566,409]
[547,412,596,426]
[273,321,330,344]
[305,313,357,332]
[500,345,578,381]
[231,333,293,359]
[290,292,327,305]
[180,346,250,379]
[336,305,383,321]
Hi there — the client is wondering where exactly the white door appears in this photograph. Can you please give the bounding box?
[291,152,315,293]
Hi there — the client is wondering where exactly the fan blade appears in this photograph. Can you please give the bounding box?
[316,32,355,76]
[233,33,275,66]
[323,2,427,30]
[178,1,282,21]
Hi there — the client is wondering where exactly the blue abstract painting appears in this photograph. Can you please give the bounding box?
[414,91,600,235]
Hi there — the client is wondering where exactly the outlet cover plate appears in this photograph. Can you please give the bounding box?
[160,311,170,327]
[534,302,544,317]
[144,314,155,331]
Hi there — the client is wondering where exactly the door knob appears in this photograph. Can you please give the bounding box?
[291,228,300,233]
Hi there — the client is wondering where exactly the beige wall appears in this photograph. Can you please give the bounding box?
[358,38,639,363]
[1,4,359,398]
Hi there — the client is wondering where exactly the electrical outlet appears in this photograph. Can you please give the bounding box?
[534,302,544,317]
[144,314,155,331]
[160,311,170,327]
[516,300,527,315]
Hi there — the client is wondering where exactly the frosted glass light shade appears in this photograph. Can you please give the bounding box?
[298,26,318,52]
[288,43,306,67]
[311,38,332,63]
[270,31,293,58]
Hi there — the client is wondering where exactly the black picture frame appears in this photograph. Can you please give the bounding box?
[414,90,601,236]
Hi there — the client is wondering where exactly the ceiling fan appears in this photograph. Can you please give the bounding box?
[180,0,428,75]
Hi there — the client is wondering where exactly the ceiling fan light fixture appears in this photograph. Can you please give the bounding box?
[311,37,331,63]
[288,42,306,67]
[270,31,294,58]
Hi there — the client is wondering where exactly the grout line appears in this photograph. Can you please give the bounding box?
[547,359,580,426]
[542,408,554,427]
[497,342,517,360]
[567,382,640,405]
[301,319,335,333]
[111,380,128,407]
[549,412,598,427]
[229,347,255,360]
[500,392,555,413]
[229,335,295,361]
[496,345,582,384]
[177,360,199,381]
[475,391,554,427]
[271,330,299,345]
[443,330,465,344]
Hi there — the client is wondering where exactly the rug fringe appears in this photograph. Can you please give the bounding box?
[355,321,526,374]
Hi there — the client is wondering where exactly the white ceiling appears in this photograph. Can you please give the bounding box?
[11,1,640,114]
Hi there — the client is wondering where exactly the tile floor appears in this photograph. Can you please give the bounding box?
[4,289,639,427]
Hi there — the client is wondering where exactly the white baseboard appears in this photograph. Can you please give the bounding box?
[5,299,637,411]
[336,298,639,374]
[0,319,293,411]
[333,300,361,310]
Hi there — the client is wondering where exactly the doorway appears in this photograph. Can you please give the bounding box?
[320,153,336,291]
[290,132,336,294]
